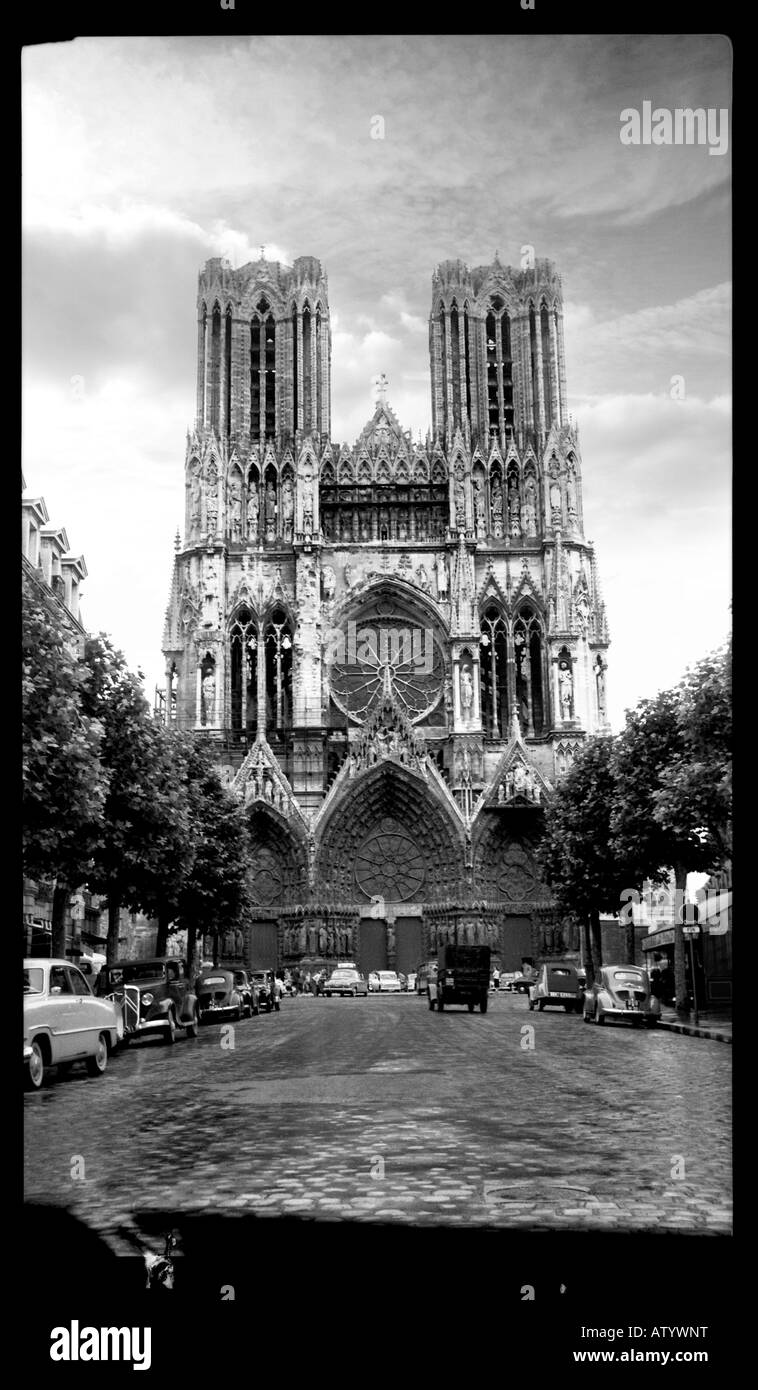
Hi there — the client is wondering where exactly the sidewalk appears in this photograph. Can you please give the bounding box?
[656,1006,732,1044]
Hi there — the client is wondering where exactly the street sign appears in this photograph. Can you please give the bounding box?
[682,925,700,937]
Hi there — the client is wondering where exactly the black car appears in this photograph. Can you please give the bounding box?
[195,968,243,1023]
[96,957,199,1044]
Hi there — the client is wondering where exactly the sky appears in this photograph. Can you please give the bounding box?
[22,33,732,733]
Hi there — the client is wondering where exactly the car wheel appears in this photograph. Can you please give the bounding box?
[86,1034,109,1076]
[437,996,444,1011]
[185,1007,199,1038]
[26,1040,47,1090]
[164,1010,177,1044]
[468,1001,475,1012]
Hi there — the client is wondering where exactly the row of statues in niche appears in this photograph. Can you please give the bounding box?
[428,920,501,948]
[245,770,290,815]
[283,924,354,955]
[189,459,299,542]
[350,720,427,775]
[322,507,447,544]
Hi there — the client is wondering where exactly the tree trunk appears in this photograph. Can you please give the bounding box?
[155,910,171,957]
[589,907,602,969]
[582,913,596,988]
[213,929,219,967]
[673,862,688,1013]
[186,924,199,982]
[51,883,70,958]
[106,898,121,965]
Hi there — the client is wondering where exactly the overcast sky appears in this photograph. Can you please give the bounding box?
[22,33,731,733]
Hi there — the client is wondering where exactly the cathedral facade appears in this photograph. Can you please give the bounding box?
[161,250,611,975]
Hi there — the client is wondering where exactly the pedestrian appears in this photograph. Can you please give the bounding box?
[493,967,500,990]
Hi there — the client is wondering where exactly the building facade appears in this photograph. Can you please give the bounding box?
[161,250,611,975]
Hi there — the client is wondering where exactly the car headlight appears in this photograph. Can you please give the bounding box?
[141,992,154,1006]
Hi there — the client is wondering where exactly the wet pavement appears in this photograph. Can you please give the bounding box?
[24,990,732,1251]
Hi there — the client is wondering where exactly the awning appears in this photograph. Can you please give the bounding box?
[642,928,676,950]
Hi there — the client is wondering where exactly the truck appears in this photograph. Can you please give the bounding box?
[428,944,491,1013]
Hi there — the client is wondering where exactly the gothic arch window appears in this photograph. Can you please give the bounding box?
[501,309,514,436]
[250,314,262,441]
[514,606,545,737]
[291,304,298,432]
[315,305,322,435]
[209,304,222,433]
[302,303,312,431]
[480,604,508,737]
[540,300,553,423]
[230,607,258,737]
[264,313,276,440]
[264,605,293,733]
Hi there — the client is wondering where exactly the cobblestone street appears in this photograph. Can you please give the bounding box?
[25,989,731,1250]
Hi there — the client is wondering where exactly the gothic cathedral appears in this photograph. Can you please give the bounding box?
[162,250,611,974]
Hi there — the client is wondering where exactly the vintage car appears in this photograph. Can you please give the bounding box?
[367,971,403,993]
[527,962,584,1013]
[323,967,369,997]
[429,945,491,1012]
[583,965,661,1027]
[226,967,260,1016]
[508,968,538,994]
[195,968,244,1023]
[24,958,123,1090]
[95,957,199,1044]
[250,969,280,1012]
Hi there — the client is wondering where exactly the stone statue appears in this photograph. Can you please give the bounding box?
[566,470,577,518]
[497,782,505,804]
[247,486,259,537]
[460,666,474,715]
[436,554,449,598]
[523,476,537,535]
[265,480,277,538]
[550,476,562,516]
[454,476,466,526]
[474,478,486,537]
[491,475,503,537]
[595,653,607,716]
[344,563,353,588]
[206,493,218,535]
[301,474,314,534]
[189,463,202,524]
[416,564,430,593]
[201,671,215,724]
[322,565,337,601]
[229,479,243,540]
[282,476,295,538]
[559,662,573,717]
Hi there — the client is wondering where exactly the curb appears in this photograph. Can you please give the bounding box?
[655,1019,732,1044]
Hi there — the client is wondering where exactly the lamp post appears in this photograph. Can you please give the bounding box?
[682,902,700,1028]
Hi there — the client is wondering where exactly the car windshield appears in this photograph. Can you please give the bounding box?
[23,968,44,994]
[118,963,168,983]
[378,973,398,980]
[331,971,357,979]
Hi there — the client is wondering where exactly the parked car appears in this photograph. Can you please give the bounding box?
[323,967,369,997]
[405,972,417,993]
[428,945,491,1013]
[225,967,259,1016]
[583,965,661,1028]
[24,958,123,1090]
[250,969,280,1012]
[367,971,403,993]
[527,962,583,1013]
[195,968,244,1023]
[397,972,408,991]
[95,957,199,1044]
[509,969,537,994]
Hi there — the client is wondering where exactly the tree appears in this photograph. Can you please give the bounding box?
[653,641,732,864]
[22,570,108,954]
[173,738,253,979]
[610,676,726,1012]
[79,635,193,962]
[538,737,633,986]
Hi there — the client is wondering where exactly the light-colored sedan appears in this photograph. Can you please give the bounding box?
[323,968,369,997]
[583,965,661,1028]
[367,971,403,993]
[23,958,123,1090]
